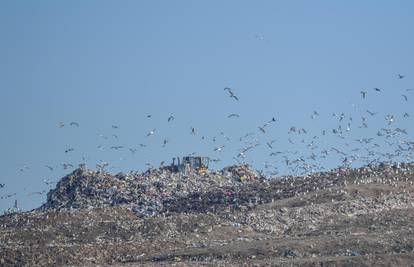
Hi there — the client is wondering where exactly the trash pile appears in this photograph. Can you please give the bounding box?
[41,164,264,217]
[4,162,414,266]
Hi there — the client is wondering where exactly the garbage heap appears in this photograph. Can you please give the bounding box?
[41,165,264,217]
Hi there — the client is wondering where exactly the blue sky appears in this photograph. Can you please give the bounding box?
[1,1,413,212]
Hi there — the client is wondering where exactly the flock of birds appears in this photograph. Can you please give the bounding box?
[1,74,413,212]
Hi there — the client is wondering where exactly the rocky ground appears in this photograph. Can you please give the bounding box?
[2,163,414,266]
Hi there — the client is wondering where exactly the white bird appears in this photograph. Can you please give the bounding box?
[214,145,225,152]
[147,129,156,137]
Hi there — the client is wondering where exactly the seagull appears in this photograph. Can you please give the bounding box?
[147,114,152,118]
[1,193,16,199]
[258,126,266,134]
[69,122,79,127]
[404,112,410,118]
[61,163,74,170]
[58,122,65,128]
[360,91,367,99]
[99,134,108,140]
[224,87,239,101]
[366,110,378,116]
[268,117,277,123]
[139,143,146,147]
[398,74,405,79]
[146,129,156,137]
[0,184,5,188]
[162,139,168,147]
[167,115,175,122]
[129,148,137,154]
[214,145,225,152]
[266,140,276,149]
[110,146,123,150]
[227,113,240,118]
[191,127,196,135]
[385,114,395,125]
[269,152,282,157]
[374,88,381,92]
[45,165,54,171]
[65,148,74,153]
[402,95,408,101]
[112,125,119,129]
[27,191,46,196]
[310,111,319,119]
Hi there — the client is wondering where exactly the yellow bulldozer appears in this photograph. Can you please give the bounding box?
[174,156,210,175]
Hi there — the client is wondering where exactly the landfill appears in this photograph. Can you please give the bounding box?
[1,162,414,266]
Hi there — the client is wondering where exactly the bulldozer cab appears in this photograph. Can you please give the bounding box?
[181,156,209,175]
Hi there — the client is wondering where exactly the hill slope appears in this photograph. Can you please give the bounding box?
[2,163,414,266]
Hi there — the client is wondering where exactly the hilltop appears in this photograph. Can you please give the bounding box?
[1,163,414,266]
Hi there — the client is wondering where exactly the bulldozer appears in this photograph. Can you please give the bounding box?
[173,156,210,175]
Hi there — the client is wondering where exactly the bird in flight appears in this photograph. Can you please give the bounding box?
[162,139,168,147]
[310,111,319,119]
[366,110,377,116]
[224,87,239,101]
[402,95,408,102]
[360,91,367,99]
[146,129,156,137]
[266,140,276,149]
[110,146,123,150]
[45,165,54,171]
[373,88,381,92]
[69,122,79,127]
[58,122,65,128]
[129,148,137,154]
[112,125,119,129]
[398,74,405,79]
[268,117,277,124]
[65,148,74,153]
[227,113,240,118]
[191,127,196,135]
[167,115,175,122]
[61,163,74,170]
[258,126,266,134]
[214,145,225,152]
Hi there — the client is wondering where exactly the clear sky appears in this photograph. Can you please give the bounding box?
[1,1,413,212]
